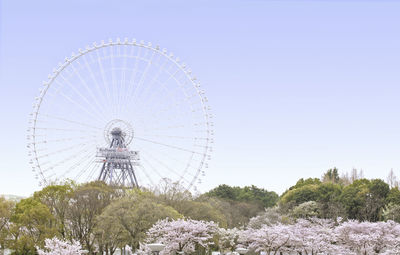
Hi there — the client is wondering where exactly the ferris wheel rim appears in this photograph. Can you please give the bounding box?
[28,38,213,190]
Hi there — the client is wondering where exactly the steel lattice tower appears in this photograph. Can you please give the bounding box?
[97,127,139,188]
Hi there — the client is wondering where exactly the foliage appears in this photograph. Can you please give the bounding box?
[10,198,57,254]
[33,182,74,238]
[340,179,390,221]
[66,181,120,254]
[383,203,400,223]
[95,190,181,252]
[0,197,14,250]
[291,201,320,219]
[322,167,340,184]
[205,184,278,209]
[247,207,290,229]
[4,168,400,254]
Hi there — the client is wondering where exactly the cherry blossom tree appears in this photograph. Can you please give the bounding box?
[145,218,218,255]
[335,220,400,255]
[289,218,346,255]
[36,237,86,255]
[239,223,293,255]
[218,227,241,253]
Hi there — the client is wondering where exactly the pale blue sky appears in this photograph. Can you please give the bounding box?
[1,0,400,196]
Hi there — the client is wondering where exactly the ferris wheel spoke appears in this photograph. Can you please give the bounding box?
[139,133,207,141]
[83,159,101,182]
[35,139,98,159]
[49,83,105,124]
[123,46,143,115]
[141,152,192,185]
[118,45,129,118]
[109,45,120,117]
[69,62,110,118]
[119,45,136,116]
[134,136,203,155]
[34,135,99,144]
[80,54,111,117]
[138,157,163,183]
[134,68,184,118]
[61,149,97,180]
[34,126,101,134]
[137,164,156,187]
[128,54,171,114]
[73,155,97,181]
[139,144,198,178]
[40,144,94,173]
[139,66,196,122]
[94,49,113,116]
[40,114,102,130]
[57,74,107,123]
[127,49,156,110]
[140,154,181,184]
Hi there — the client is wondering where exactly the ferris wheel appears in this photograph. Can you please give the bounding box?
[27,38,213,191]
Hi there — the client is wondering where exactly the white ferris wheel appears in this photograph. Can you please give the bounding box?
[27,38,213,191]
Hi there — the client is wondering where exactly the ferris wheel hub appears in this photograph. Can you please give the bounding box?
[104,119,134,146]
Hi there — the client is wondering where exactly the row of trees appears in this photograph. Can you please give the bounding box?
[0,179,280,254]
[37,217,400,255]
[1,168,400,254]
[275,168,400,222]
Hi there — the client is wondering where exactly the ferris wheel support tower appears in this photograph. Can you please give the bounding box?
[97,126,139,188]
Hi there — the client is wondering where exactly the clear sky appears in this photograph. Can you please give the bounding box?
[1,0,400,196]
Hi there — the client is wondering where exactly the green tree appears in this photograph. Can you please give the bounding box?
[340,179,389,221]
[206,185,278,209]
[386,187,400,205]
[291,201,320,219]
[383,203,400,222]
[10,198,57,254]
[33,182,73,238]
[95,190,181,252]
[316,183,344,219]
[280,183,320,206]
[0,197,14,252]
[66,181,120,254]
[322,168,340,184]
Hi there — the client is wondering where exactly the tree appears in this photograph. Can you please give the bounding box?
[217,227,241,253]
[37,237,86,255]
[95,191,181,253]
[386,169,399,189]
[66,181,119,254]
[280,183,320,207]
[316,183,344,219]
[205,184,279,209]
[247,207,290,229]
[239,223,293,254]
[291,201,320,219]
[10,198,57,254]
[0,197,14,252]
[383,203,400,222]
[172,200,227,227]
[33,182,74,238]
[322,167,340,184]
[340,179,389,221]
[387,187,400,205]
[145,218,218,255]
[335,220,400,254]
[289,218,341,255]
